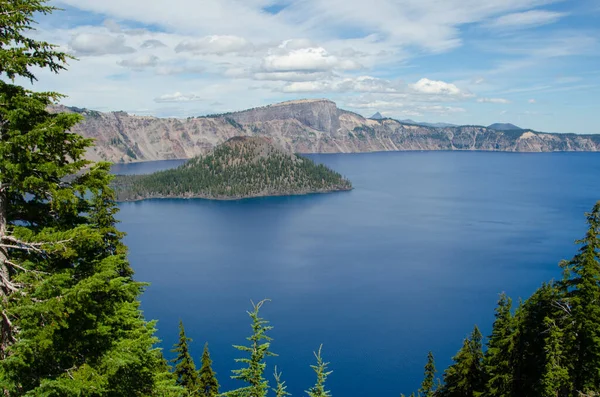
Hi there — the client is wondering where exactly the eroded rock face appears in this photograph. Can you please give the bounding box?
[55,99,600,163]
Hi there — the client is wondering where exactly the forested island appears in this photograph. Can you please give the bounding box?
[111,136,352,201]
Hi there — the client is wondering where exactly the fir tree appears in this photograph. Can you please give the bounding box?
[559,201,600,394]
[483,293,515,397]
[511,284,561,397]
[306,345,332,397]
[172,320,201,395]
[419,351,436,397]
[226,299,277,397]
[273,366,291,397]
[541,317,571,397]
[0,2,177,394]
[439,326,484,397]
[199,342,219,397]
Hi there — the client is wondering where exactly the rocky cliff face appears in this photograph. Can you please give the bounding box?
[57,99,600,163]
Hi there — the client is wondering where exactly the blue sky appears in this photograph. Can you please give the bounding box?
[25,0,600,133]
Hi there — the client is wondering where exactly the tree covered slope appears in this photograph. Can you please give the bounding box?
[112,136,352,201]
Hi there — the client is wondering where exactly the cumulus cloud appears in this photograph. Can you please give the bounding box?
[261,47,362,72]
[281,81,331,93]
[279,39,317,50]
[345,99,466,116]
[337,76,401,93]
[69,33,136,56]
[175,35,253,55]
[118,54,159,69]
[141,39,167,49]
[103,19,121,33]
[488,10,567,29]
[477,97,511,104]
[410,78,465,96]
[103,19,148,35]
[154,92,203,103]
[254,71,332,82]
[156,65,205,75]
[277,76,400,93]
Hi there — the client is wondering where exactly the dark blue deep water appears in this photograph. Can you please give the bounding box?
[113,152,600,397]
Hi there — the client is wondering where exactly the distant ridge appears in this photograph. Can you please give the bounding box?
[488,123,522,131]
[58,99,600,163]
[370,112,384,120]
[400,119,458,128]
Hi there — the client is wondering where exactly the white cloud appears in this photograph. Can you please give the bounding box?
[281,81,332,93]
[279,39,317,50]
[253,71,332,82]
[528,98,536,103]
[118,54,159,69]
[156,65,205,75]
[261,47,362,72]
[175,35,253,54]
[345,99,466,116]
[154,92,204,103]
[488,10,567,29]
[141,39,167,49]
[410,78,464,96]
[477,97,511,104]
[276,75,401,93]
[69,33,136,56]
[102,19,148,35]
[337,76,401,93]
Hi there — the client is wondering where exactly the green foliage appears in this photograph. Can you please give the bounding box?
[439,326,484,397]
[273,366,291,397]
[112,137,352,201]
[483,293,515,397]
[306,345,332,397]
[510,283,561,397]
[0,2,178,394]
[419,351,436,397]
[199,342,219,397]
[172,320,201,395]
[431,202,600,397]
[559,202,600,394]
[541,318,571,397]
[225,299,277,397]
[0,0,73,82]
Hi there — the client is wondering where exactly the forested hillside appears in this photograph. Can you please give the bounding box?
[112,136,352,201]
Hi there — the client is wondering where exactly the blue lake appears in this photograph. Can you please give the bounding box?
[113,151,600,396]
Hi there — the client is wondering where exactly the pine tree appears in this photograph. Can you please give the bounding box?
[439,326,485,397]
[172,320,201,395]
[559,201,600,394]
[541,317,571,397]
[199,342,219,397]
[419,351,436,397]
[483,293,515,397]
[306,345,332,397]
[226,299,277,397]
[0,1,177,394]
[273,366,291,397]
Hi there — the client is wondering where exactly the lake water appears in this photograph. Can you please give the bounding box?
[113,151,600,396]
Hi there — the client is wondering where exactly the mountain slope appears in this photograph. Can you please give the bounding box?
[112,136,352,201]
[57,99,600,163]
[488,123,522,131]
